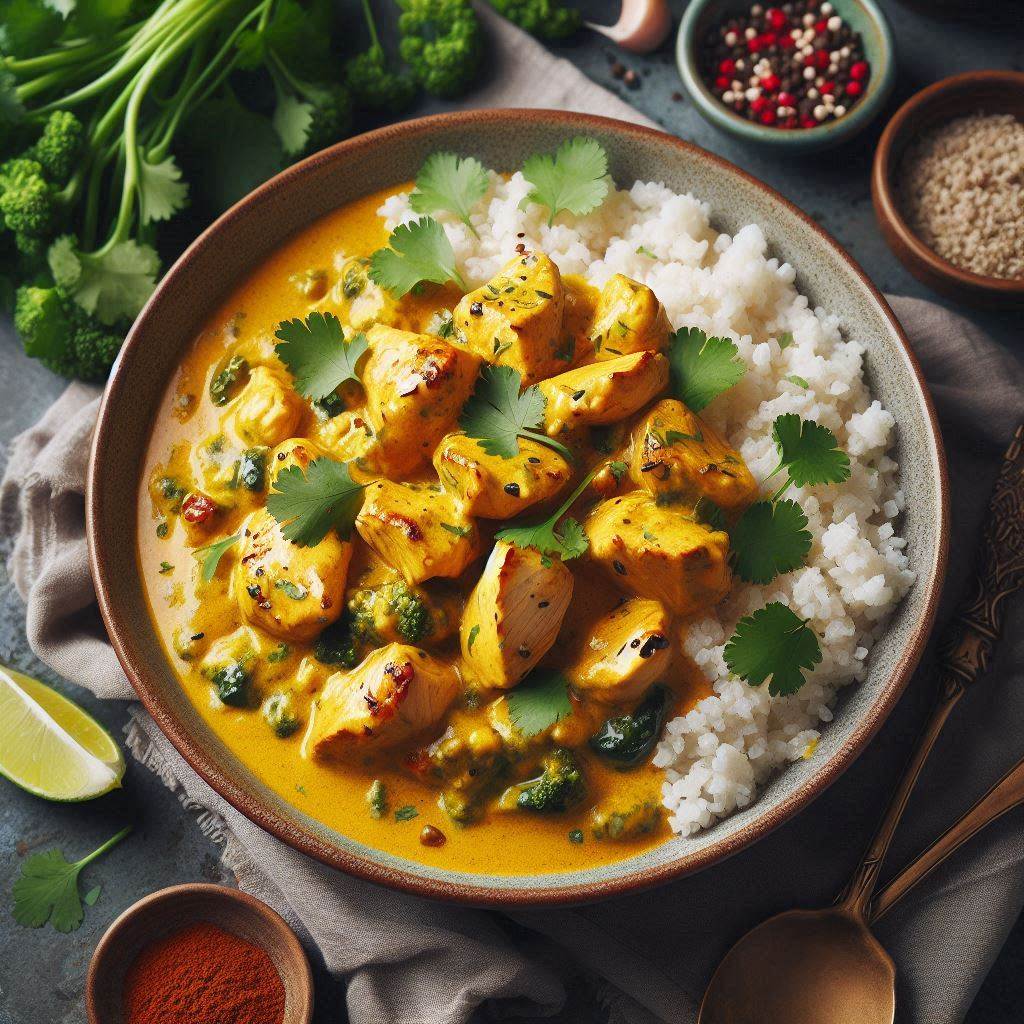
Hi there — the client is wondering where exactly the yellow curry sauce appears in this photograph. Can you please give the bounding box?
[138,183,759,875]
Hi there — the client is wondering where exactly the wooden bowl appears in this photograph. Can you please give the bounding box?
[872,70,1024,308]
[85,884,313,1024]
[88,109,948,906]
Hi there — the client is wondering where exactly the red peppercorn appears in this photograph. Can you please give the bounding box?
[850,61,869,80]
[716,74,731,89]
[814,50,830,69]
[181,493,216,524]
[719,58,736,75]
[780,34,796,49]
[845,80,863,97]
[766,7,787,30]
[751,96,769,113]
[760,109,777,126]
[762,31,777,45]
[819,80,835,94]
[747,35,763,52]
[777,91,795,106]
[760,72,780,92]
[800,115,817,129]
[785,115,799,129]
[814,19,828,33]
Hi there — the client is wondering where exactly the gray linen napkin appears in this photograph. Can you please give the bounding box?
[3,11,1024,1024]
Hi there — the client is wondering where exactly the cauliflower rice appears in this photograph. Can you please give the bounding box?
[380,171,915,837]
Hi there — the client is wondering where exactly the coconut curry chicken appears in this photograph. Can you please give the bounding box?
[139,185,761,874]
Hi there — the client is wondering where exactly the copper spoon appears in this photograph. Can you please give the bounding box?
[699,425,1024,1024]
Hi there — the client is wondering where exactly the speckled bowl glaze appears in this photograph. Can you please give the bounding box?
[88,110,948,906]
[677,0,895,151]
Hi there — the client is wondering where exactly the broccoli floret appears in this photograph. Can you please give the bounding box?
[29,111,84,187]
[398,0,482,98]
[345,0,416,114]
[348,579,434,646]
[490,0,582,40]
[211,661,252,707]
[299,82,355,156]
[262,692,300,737]
[313,616,360,668]
[14,284,124,382]
[590,799,662,841]
[0,157,55,246]
[430,725,509,823]
[515,748,585,813]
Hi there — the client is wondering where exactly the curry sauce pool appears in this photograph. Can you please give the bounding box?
[138,143,913,870]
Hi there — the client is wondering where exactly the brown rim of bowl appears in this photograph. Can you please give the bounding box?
[872,70,1024,299]
[85,883,313,1024]
[88,108,950,907]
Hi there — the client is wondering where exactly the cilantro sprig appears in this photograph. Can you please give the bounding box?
[521,137,609,226]
[668,327,747,412]
[769,413,851,492]
[193,533,241,583]
[459,365,574,463]
[410,152,490,237]
[369,216,466,298]
[724,603,822,696]
[274,312,368,402]
[266,457,365,547]
[13,826,131,933]
[506,669,573,738]
[495,464,601,562]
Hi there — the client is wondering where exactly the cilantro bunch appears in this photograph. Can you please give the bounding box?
[1,0,487,383]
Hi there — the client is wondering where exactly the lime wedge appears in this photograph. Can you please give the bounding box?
[0,666,124,801]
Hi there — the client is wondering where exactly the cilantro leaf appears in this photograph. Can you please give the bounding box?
[12,826,131,933]
[724,602,822,696]
[730,499,811,584]
[506,669,573,738]
[369,217,466,297]
[193,533,240,583]
[771,414,851,488]
[138,155,189,226]
[459,365,573,463]
[668,327,746,412]
[496,464,599,561]
[521,137,609,226]
[410,152,489,236]
[266,457,365,547]
[48,236,159,326]
[274,312,368,401]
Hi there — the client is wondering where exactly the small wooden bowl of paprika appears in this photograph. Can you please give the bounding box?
[86,883,313,1024]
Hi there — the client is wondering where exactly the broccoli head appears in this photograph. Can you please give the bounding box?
[490,0,582,40]
[300,82,355,156]
[398,0,482,98]
[348,579,435,646]
[14,284,124,382]
[313,615,360,668]
[29,111,84,187]
[590,798,662,841]
[515,748,585,813]
[0,157,56,247]
[344,46,417,114]
[430,724,509,823]
[262,692,300,737]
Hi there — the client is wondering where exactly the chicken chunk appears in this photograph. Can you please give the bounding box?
[630,399,758,513]
[312,409,376,465]
[433,433,571,519]
[227,365,303,448]
[189,434,253,509]
[307,644,459,758]
[563,599,672,704]
[539,350,669,437]
[590,274,671,359]
[360,325,480,477]
[560,275,599,366]
[453,253,565,386]
[234,509,351,642]
[355,479,480,585]
[585,492,731,616]
[460,541,573,690]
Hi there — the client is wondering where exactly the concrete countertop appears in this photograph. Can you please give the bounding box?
[0,2,1021,1021]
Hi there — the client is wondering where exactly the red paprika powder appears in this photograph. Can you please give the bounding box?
[122,921,286,1024]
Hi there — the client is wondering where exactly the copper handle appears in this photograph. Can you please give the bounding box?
[869,754,1024,922]
[837,425,1024,919]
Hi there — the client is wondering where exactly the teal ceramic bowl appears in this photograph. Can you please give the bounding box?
[89,110,947,906]
[677,0,896,151]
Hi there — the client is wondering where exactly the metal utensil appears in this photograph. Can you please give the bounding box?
[699,425,1024,1024]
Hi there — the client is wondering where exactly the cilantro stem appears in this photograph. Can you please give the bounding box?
[552,463,602,521]
[519,428,575,464]
[78,825,133,868]
[770,476,793,503]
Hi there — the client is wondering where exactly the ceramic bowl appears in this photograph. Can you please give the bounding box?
[88,110,948,906]
[86,884,313,1024]
[677,0,895,151]
[872,70,1024,308]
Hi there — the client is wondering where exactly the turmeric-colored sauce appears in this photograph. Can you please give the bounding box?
[137,184,744,876]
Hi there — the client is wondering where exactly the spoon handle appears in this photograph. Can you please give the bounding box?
[870,754,1024,922]
[837,424,1024,919]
